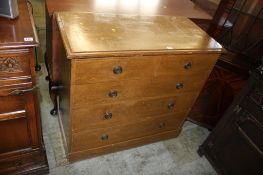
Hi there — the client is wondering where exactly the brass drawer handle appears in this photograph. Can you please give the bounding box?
[159,122,166,129]
[101,134,109,141]
[104,112,113,120]
[167,102,175,110]
[108,90,118,98]
[176,83,184,89]
[113,66,123,75]
[14,160,22,168]
[9,86,37,96]
[184,62,192,70]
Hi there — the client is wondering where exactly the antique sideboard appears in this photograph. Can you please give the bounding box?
[0,0,49,174]
[44,0,213,115]
[54,12,223,162]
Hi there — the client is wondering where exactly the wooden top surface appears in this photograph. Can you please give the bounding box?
[56,12,222,58]
[0,0,38,49]
[45,0,212,20]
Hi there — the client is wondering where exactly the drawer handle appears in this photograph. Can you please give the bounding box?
[101,134,109,141]
[108,90,118,98]
[104,112,113,120]
[167,102,175,110]
[184,62,192,70]
[9,86,37,96]
[159,122,166,129]
[14,160,22,168]
[113,66,123,75]
[176,83,184,89]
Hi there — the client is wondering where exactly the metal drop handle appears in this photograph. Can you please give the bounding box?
[104,112,113,120]
[101,134,109,141]
[176,83,184,89]
[184,62,192,70]
[9,86,37,96]
[113,66,123,75]
[108,90,118,98]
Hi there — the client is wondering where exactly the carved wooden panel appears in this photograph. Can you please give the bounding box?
[0,57,23,73]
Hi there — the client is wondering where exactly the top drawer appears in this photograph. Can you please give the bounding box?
[72,54,219,84]
[0,50,31,78]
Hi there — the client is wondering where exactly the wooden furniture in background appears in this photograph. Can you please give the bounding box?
[44,0,213,115]
[187,0,263,129]
[54,12,223,162]
[0,0,49,174]
[199,65,263,175]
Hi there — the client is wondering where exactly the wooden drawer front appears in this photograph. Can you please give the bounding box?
[72,56,158,84]
[72,54,218,85]
[0,91,32,114]
[156,54,218,77]
[0,51,31,78]
[72,95,195,131]
[0,151,41,174]
[72,73,207,107]
[0,92,39,154]
[0,83,34,97]
[71,113,185,152]
[0,111,31,154]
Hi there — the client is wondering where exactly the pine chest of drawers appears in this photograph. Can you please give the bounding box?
[55,12,223,162]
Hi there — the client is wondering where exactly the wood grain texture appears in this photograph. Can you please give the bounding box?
[0,117,30,153]
[0,0,38,49]
[44,0,215,113]
[71,114,185,152]
[188,65,246,128]
[69,129,181,162]
[56,13,222,58]
[71,95,196,132]
[71,73,211,106]
[0,0,48,174]
[54,12,222,162]
[73,54,219,84]
[187,0,263,129]
[0,49,31,78]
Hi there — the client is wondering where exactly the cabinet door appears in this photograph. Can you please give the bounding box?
[0,92,39,154]
[204,107,263,175]
[199,70,263,175]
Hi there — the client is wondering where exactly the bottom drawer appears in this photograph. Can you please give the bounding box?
[0,151,41,174]
[71,112,186,152]
[69,129,180,162]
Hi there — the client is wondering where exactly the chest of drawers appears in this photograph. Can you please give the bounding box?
[0,1,48,174]
[44,0,213,115]
[55,12,223,162]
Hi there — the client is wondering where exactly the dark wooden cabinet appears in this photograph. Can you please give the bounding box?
[199,65,263,175]
[0,0,49,174]
[188,0,263,129]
